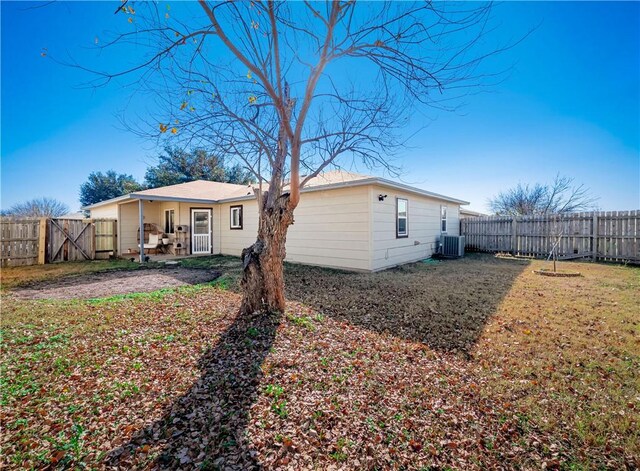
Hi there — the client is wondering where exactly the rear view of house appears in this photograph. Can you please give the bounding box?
[84,171,468,271]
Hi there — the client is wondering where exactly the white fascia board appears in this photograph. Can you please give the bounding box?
[128,194,219,204]
[81,194,133,210]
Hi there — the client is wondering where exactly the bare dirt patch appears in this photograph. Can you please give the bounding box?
[10,267,221,300]
[284,254,530,352]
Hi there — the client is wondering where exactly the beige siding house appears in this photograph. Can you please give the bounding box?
[84,171,468,271]
[459,208,486,218]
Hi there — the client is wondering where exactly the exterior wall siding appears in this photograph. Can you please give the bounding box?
[118,200,166,255]
[90,203,119,219]
[218,200,259,256]
[216,187,371,271]
[370,184,460,271]
[93,183,461,271]
[119,201,140,255]
[285,186,371,271]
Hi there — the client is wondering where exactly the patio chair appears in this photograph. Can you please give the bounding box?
[144,233,161,255]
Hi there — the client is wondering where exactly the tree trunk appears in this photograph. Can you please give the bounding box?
[240,192,295,315]
[240,80,297,315]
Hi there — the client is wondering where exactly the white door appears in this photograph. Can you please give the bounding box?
[191,209,212,254]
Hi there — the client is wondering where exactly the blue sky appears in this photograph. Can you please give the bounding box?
[1,1,639,213]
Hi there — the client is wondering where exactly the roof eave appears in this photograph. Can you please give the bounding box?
[86,178,469,208]
[81,194,132,210]
[372,177,470,205]
[128,193,220,204]
[217,194,258,203]
[219,178,468,205]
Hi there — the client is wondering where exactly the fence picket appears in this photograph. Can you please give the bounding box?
[1,218,118,267]
[461,211,639,263]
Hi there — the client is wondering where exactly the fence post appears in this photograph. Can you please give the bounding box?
[90,220,96,260]
[38,218,47,264]
[592,212,598,261]
[511,217,517,256]
[113,219,118,256]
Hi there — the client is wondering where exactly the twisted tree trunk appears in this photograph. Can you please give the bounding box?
[239,192,295,315]
[239,82,297,315]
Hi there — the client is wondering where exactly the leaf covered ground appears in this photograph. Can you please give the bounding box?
[1,255,638,469]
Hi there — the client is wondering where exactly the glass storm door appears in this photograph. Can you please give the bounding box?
[191,209,212,254]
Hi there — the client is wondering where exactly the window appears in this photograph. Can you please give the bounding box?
[396,198,408,238]
[441,205,447,233]
[164,209,175,234]
[230,205,243,230]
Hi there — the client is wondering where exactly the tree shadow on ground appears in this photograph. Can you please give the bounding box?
[106,310,281,470]
[106,253,528,468]
[284,253,530,353]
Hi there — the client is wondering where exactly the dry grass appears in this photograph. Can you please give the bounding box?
[474,259,640,466]
[1,255,638,469]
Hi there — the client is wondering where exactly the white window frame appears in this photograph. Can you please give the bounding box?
[396,198,408,238]
[440,205,447,233]
[230,205,243,230]
[164,209,175,234]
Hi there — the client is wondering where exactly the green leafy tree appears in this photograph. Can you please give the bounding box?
[79,171,143,207]
[223,163,255,186]
[144,147,254,188]
[3,197,69,218]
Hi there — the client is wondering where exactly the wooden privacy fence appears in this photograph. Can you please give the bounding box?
[461,210,639,263]
[0,219,44,267]
[94,219,117,254]
[0,218,117,267]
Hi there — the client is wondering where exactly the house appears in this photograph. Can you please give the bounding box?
[459,208,486,218]
[59,211,90,220]
[84,171,468,271]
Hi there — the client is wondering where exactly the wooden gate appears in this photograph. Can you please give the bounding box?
[48,218,95,262]
[1,218,117,266]
[46,218,118,263]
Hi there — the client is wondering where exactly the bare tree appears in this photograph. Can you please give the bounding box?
[73,1,518,314]
[3,197,69,218]
[488,175,598,216]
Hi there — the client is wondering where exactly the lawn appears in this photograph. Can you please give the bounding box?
[1,254,638,469]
